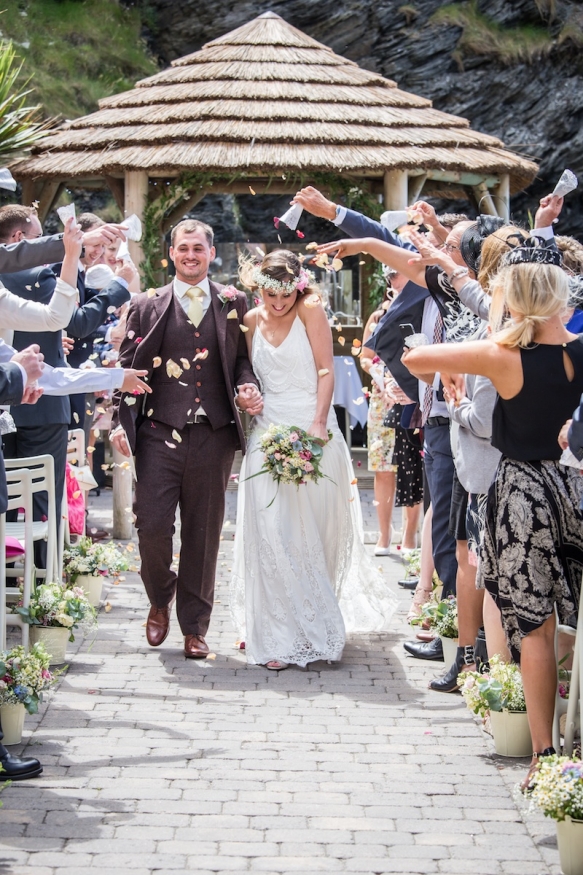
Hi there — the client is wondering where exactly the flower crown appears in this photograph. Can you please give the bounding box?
[252,266,314,294]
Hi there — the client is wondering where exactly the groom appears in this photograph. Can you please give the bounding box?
[110,219,262,658]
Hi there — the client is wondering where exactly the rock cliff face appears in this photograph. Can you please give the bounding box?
[135,0,583,239]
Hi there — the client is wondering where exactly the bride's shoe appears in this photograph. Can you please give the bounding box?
[265,660,289,671]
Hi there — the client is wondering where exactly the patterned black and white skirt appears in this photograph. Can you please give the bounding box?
[478,458,583,663]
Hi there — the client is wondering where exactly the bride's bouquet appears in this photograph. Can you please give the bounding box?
[251,425,331,499]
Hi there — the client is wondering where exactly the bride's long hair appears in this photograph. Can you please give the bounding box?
[239,249,319,298]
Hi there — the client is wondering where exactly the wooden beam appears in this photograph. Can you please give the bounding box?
[383,169,408,210]
[160,189,208,234]
[20,179,40,208]
[472,182,498,217]
[493,173,510,221]
[104,175,125,214]
[124,170,148,267]
[427,169,500,188]
[408,173,427,205]
[37,180,64,223]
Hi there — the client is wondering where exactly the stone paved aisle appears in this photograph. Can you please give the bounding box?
[0,491,562,875]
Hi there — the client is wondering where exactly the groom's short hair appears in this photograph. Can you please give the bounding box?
[171,219,214,248]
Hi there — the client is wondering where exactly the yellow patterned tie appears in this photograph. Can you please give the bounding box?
[184,286,204,328]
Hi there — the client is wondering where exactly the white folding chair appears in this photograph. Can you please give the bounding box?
[562,600,582,756]
[0,467,34,650]
[58,428,87,576]
[3,455,59,589]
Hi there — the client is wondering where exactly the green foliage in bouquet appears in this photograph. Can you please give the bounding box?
[14,581,96,642]
[459,655,526,717]
[410,595,458,639]
[0,643,58,714]
[529,756,583,821]
[63,536,129,583]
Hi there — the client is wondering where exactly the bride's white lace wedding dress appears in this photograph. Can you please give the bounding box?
[230,316,397,667]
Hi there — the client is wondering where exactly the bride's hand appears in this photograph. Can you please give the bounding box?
[308,421,329,443]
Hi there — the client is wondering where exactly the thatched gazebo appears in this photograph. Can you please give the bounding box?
[13,10,538,270]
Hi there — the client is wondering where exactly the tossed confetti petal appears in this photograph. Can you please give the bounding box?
[249,185,256,195]
[305,242,318,251]
[372,500,380,506]
[147,288,156,298]
[152,356,162,368]
[296,230,305,238]
[127,330,135,340]
[314,253,328,268]
[104,602,112,612]
[124,396,137,406]
[240,325,249,333]
[160,258,168,268]
[87,446,95,453]
[273,217,280,229]
[73,412,79,423]
[353,339,362,348]
[206,653,217,660]
[180,357,191,369]
[350,478,358,485]
[318,368,330,376]
[193,349,209,361]
[353,397,364,405]
[171,429,182,443]
[227,309,239,320]
[338,336,346,346]
[332,257,343,271]
[166,358,183,378]
[304,293,321,309]
[165,441,176,449]
[147,408,153,417]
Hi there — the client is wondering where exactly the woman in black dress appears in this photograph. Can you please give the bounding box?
[402,242,583,788]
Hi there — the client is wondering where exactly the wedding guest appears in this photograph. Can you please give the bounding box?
[360,270,422,557]
[0,206,132,562]
[110,219,262,659]
[402,242,583,789]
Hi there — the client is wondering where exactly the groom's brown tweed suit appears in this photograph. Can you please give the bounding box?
[111,281,258,635]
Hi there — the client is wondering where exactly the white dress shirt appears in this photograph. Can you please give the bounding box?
[173,276,211,415]
[173,276,211,317]
[420,297,448,420]
[0,338,124,398]
[0,277,79,346]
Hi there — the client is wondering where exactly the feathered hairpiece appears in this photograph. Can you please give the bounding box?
[501,237,563,268]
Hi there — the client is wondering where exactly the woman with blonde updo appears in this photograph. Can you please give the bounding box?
[402,246,583,790]
[230,249,396,671]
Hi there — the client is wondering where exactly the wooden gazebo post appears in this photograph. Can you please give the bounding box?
[124,170,148,265]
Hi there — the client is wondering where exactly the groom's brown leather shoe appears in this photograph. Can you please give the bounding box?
[184,634,209,659]
[146,605,172,647]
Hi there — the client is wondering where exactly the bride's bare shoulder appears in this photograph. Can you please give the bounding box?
[298,293,328,327]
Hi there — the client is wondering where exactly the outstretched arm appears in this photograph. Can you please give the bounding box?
[317,237,427,287]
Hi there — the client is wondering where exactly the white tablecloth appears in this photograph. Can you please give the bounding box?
[333,356,368,429]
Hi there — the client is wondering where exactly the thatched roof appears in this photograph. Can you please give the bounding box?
[13,11,537,192]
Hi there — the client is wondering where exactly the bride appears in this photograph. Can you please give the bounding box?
[230,249,397,670]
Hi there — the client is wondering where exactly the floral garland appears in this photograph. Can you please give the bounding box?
[252,267,314,295]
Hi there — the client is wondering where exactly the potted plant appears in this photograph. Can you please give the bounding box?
[528,755,583,875]
[459,655,532,757]
[63,536,129,607]
[0,643,57,744]
[434,596,458,664]
[14,581,97,665]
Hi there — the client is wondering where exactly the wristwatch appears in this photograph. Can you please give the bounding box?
[447,266,469,283]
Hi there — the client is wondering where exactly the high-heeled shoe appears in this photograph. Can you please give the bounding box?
[520,747,556,792]
[265,660,289,671]
[406,585,432,623]
[374,526,394,556]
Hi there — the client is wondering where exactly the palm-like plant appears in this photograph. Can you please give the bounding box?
[0,40,50,164]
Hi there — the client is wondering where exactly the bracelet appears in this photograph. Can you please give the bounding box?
[447,266,469,283]
[234,395,244,414]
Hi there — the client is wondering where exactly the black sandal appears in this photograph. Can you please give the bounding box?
[520,746,556,793]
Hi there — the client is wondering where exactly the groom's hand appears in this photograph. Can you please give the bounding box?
[237,384,263,416]
[110,426,131,457]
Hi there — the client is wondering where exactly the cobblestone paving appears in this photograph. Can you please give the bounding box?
[0,489,561,875]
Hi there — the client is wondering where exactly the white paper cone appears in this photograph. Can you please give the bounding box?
[381,210,409,232]
[552,169,578,198]
[278,203,303,230]
[560,447,583,469]
[116,240,131,261]
[57,203,76,225]
[123,213,142,241]
[405,333,430,349]
[0,168,17,192]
